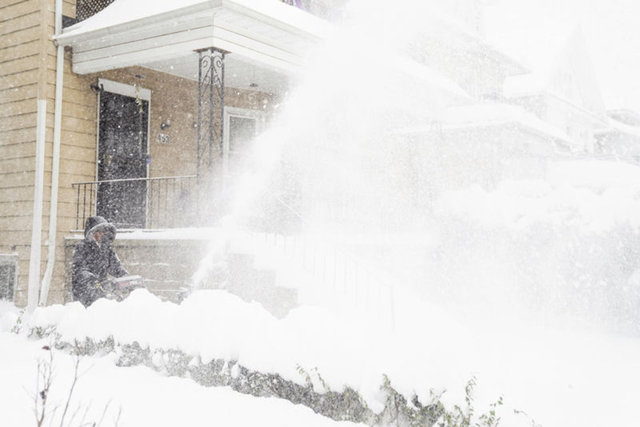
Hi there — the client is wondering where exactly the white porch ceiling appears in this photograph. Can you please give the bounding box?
[143,52,292,93]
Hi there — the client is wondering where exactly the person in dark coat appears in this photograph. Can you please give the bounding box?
[72,216,129,307]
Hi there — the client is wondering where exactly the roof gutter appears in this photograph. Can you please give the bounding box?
[54,0,328,48]
[54,0,223,46]
[27,99,46,313]
[38,0,64,305]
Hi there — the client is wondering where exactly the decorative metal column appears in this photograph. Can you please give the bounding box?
[196,48,226,181]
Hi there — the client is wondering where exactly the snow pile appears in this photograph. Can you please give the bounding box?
[0,279,637,426]
[0,331,361,426]
[21,290,395,409]
[5,159,640,425]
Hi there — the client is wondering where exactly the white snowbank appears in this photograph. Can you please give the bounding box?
[2,280,639,426]
[0,331,361,426]
[7,161,640,426]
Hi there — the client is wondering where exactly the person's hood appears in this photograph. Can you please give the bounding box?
[84,216,117,244]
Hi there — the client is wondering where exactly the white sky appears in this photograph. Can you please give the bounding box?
[484,0,640,112]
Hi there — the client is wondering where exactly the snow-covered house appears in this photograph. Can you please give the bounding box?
[394,4,578,192]
[483,19,609,153]
[0,0,621,312]
[595,109,640,162]
[504,30,608,154]
[0,0,468,311]
[0,0,342,308]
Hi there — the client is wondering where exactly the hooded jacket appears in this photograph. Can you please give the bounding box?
[71,216,129,307]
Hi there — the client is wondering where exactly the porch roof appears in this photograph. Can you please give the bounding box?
[395,103,573,147]
[55,0,330,75]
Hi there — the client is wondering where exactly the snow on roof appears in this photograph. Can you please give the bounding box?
[608,109,640,127]
[483,1,579,75]
[56,0,330,75]
[428,9,527,76]
[396,102,571,142]
[596,117,640,139]
[61,0,328,40]
[484,4,606,115]
[392,55,470,101]
[502,73,545,98]
[62,0,205,36]
[445,103,571,141]
[497,25,587,99]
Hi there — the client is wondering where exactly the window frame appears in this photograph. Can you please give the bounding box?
[222,107,267,182]
[0,254,18,302]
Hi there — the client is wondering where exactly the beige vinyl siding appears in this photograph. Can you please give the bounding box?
[18,0,91,304]
[3,0,280,305]
[62,0,74,19]
[42,45,96,303]
[0,0,53,306]
[1,1,40,21]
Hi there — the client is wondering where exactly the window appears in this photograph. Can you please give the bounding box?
[223,108,265,181]
[228,116,258,160]
[0,254,18,301]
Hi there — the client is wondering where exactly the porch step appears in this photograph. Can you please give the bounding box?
[64,236,298,317]
[64,237,208,302]
[115,240,208,266]
[225,253,297,319]
[124,262,194,285]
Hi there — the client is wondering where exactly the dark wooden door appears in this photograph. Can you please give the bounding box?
[97,91,149,228]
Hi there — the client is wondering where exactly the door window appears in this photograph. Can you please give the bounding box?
[97,90,149,228]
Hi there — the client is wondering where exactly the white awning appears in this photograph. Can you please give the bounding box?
[56,0,330,75]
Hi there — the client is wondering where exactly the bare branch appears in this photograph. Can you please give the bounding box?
[78,404,90,426]
[59,355,81,427]
[67,403,83,427]
[114,407,123,427]
[35,347,55,427]
[96,400,113,427]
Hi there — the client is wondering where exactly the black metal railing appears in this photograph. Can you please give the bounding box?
[75,0,115,22]
[72,175,197,230]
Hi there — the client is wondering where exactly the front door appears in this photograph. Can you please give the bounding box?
[97,86,149,228]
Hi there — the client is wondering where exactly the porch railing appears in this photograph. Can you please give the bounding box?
[251,194,396,329]
[75,0,115,22]
[72,175,197,230]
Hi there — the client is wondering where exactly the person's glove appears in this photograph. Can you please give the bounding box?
[95,279,115,294]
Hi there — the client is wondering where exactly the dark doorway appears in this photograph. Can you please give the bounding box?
[97,90,149,228]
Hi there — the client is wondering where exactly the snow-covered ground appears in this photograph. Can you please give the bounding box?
[7,159,640,426]
[0,301,361,427]
[7,0,639,424]
[3,267,640,427]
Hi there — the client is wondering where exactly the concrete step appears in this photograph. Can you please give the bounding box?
[125,262,193,284]
[64,236,298,317]
[115,242,208,267]
[226,252,296,318]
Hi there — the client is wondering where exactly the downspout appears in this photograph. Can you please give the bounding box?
[27,100,46,312]
[38,0,64,305]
